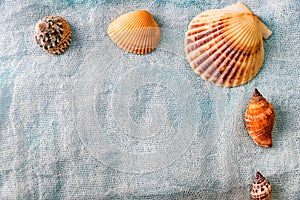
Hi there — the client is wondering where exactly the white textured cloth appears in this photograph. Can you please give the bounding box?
[0,0,299,199]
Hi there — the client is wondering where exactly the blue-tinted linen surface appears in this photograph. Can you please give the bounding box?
[0,0,299,199]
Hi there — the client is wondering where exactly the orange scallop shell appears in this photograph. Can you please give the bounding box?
[244,89,275,148]
[107,10,160,54]
[251,171,272,200]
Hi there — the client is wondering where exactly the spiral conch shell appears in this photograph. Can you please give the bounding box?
[34,16,72,54]
[107,10,160,54]
[251,171,272,200]
[185,1,272,87]
[244,89,275,148]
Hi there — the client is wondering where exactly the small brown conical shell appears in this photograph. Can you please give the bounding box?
[251,171,272,200]
[185,1,272,87]
[34,16,72,55]
[107,10,160,54]
[244,89,275,148]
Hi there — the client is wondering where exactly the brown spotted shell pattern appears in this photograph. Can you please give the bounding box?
[251,171,272,200]
[244,89,275,148]
[107,10,160,54]
[34,16,72,55]
[185,1,272,87]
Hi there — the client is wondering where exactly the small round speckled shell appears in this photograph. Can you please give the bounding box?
[251,171,272,200]
[34,16,72,55]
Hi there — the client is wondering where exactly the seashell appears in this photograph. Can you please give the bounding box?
[107,10,160,54]
[185,1,272,87]
[251,171,272,200]
[34,16,72,55]
[244,88,275,148]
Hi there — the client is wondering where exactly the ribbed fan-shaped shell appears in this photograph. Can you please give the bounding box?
[34,16,72,55]
[107,10,160,54]
[251,171,272,200]
[185,1,272,87]
[244,89,275,148]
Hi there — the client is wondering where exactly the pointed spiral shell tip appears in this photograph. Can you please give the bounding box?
[253,88,261,97]
[251,88,264,102]
[255,171,264,180]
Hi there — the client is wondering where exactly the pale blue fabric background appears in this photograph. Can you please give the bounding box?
[0,0,299,199]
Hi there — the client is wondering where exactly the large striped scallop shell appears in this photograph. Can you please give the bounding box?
[107,10,160,54]
[34,16,72,55]
[185,1,272,87]
[251,171,272,200]
[244,89,275,148]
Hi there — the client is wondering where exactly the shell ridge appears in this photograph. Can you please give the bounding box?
[222,14,260,48]
[107,22,125,37]
[185,15,244,51]
[123,28,159,48]
[120,30,137,52]
[244,48,262,85]
[242,47,258,84]
[199,32,240,79]
[188,14,231,29]
[109,28,158,45]
[107,15,132,35]
[125,28,158,53]
[252,41,264,78]
[205,38,239,83]
[187,15,252,64]
[219,48,244,85]
[238,24,261,84]
[189,30,230,73]
[214,21,252,85]
[131,28,147,53]
[187,15,242,39]
[211,16,262,85]
[229,20,260,85]
[185,22,238,63]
